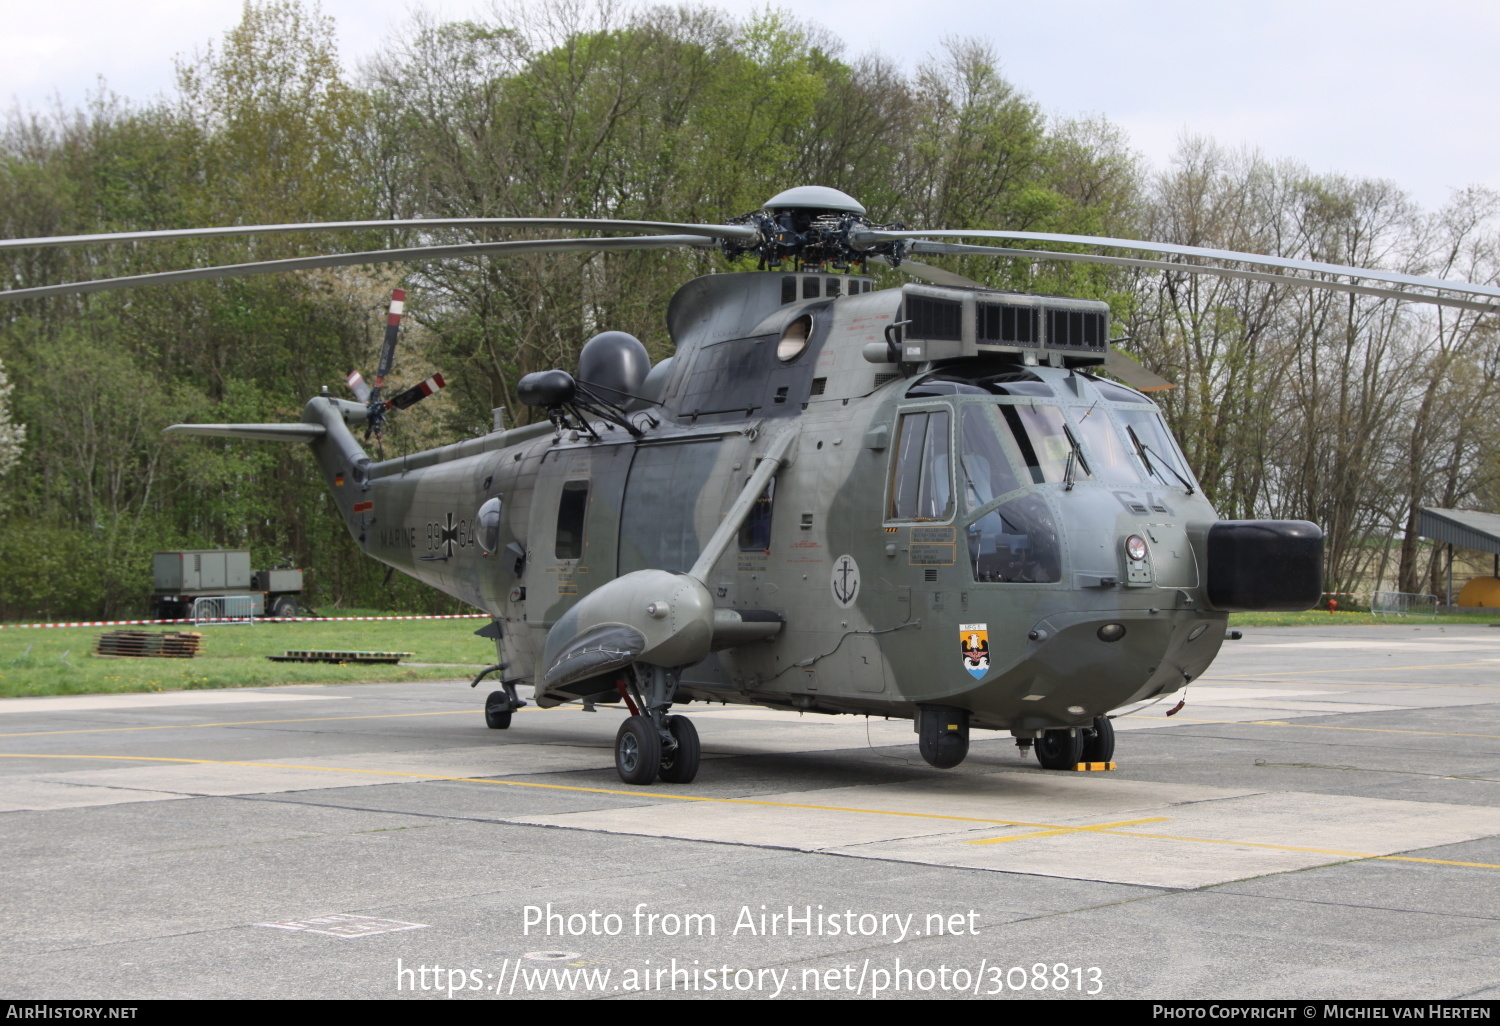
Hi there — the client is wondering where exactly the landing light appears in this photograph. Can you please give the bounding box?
[1097,623,1126,643]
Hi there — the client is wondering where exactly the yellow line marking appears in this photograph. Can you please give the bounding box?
[967,817,1169,845]
[5,752,1499,872]
[0,753,1068,830]
[0,709,475,739]
[1130,716,1500,740]
[1094,827,1500,871]
[1206,660,1500,678]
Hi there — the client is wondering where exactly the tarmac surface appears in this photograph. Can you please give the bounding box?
[2,623,1498,1000]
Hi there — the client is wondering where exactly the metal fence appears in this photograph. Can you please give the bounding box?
[1370,591,1441,618]
[191,595,257,625]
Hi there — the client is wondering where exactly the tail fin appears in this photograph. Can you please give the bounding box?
[166,395,376,547]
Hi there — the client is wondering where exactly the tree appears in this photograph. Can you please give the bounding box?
[0,355,23,479]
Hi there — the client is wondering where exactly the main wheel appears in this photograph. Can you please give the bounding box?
[658,715,701,784]
[615,715,661,785]
[1081,715,1115,763]
[1034,728,1085,770]
[484,690,512,730]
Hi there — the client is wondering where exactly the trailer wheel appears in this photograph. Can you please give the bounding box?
[270,596,298,619]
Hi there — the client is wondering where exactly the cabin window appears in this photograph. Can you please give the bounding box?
[1070,405,1141,484]
[997,402,1073,484]
[959,405,1023,511]
[738,478,774,551]
[967,493,1062,583]
[888,410,952,521]
[554,480,589,559]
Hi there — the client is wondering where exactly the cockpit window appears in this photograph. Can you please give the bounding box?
[968,493,1061,583]
[1070,404,1142,484]
[959,406,1024,511]
[1114,408,1196,491]
[997,402,1073,484]
[889,410,953,520]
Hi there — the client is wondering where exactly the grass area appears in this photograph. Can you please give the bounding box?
[0,609,496,698]
[1230,609,1500,627]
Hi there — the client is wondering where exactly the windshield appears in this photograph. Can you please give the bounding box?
[997,402,1073,484]
[1114,408,1196,491]
[1071,404,1142,484]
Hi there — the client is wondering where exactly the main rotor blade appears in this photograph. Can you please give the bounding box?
[906,240,1500,314]
[858,228,1500,303]
[0,235,714,302]
[872,255,985,288]
[1102,348,1175,392]
[1,217,758,251]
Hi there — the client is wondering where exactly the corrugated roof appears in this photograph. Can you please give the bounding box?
[1417,507,1500,553]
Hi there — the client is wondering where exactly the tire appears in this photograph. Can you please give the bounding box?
[1035,728,1085,770]
[270,596,298,619]
[1081,715,1115,763]
[615,715,661,785]
[658,715,701,784]
[484,690,512,730]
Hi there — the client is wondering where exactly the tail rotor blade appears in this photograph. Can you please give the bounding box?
[345,370,371,403]
[371,288,405,402]
[388,372,446,411]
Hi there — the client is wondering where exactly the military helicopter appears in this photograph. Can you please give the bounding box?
[6,185,1500,785]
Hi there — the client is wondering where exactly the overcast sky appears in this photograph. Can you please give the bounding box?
[5,0,1497,213]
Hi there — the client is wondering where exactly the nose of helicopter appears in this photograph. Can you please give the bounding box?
[989,607,1229,731]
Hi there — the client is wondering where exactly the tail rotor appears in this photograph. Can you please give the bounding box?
[345,288,448,442]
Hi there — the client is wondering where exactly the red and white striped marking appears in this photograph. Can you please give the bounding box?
[388,372,446,411]
[0,614,490,630]
[346,370,371,402]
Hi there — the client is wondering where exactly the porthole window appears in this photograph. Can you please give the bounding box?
[476,496,503,556]
[777,315,813,362]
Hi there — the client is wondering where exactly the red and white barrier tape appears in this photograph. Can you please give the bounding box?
[0,614,490,630]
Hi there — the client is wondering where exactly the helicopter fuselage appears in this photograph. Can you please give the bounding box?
[295,271,1315,740]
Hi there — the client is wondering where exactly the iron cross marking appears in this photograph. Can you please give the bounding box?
[440,512,459,558]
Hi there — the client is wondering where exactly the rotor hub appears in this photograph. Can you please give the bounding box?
[721,184,906,272]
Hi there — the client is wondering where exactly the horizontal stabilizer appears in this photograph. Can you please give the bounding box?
[164,423,327,442]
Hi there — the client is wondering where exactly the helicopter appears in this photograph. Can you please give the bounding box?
[5,184,1499,786]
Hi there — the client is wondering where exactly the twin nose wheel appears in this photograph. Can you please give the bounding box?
[1034,716,1115,769]
[615,714,700,785]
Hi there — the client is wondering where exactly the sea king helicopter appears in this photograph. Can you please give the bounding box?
[6,185,1500,785]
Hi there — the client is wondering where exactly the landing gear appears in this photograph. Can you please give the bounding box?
[484,690,512,730]
[612,664,702,785]
[481,677,525,730]
[917,705,970,769]
[615,715,661,784]
[1081,715,1114,762]
[1034,728,1085,770]
[659,715,701,784]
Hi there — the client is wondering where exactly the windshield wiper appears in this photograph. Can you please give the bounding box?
[1127,424,1194,494]
[1061,424,1090,491]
